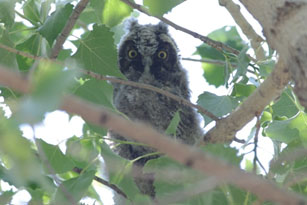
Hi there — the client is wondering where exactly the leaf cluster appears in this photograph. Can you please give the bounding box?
[0,0,306,204]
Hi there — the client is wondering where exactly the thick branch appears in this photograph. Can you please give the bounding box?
[218,0,266,60]
[0,67,304,204]
[204,59,290,143]
[238,0,307,107]
[50,0,90,59]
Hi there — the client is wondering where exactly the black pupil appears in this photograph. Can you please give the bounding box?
[130,50,137,57]
[159,51,166,58]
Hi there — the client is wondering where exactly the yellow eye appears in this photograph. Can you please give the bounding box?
[157,50,167,59]
[128,49,138,58]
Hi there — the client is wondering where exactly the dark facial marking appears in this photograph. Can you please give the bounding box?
[118,40,143,75]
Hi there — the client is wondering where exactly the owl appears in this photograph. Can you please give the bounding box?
[110,20,203,198]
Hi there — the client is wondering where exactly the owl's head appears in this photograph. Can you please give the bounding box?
[118,20,181,82]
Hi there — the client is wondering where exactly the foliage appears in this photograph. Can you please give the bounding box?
[0,0,306,204]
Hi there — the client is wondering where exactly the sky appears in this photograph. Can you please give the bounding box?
[2,0,274,204]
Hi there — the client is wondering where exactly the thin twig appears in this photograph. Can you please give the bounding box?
[73,167,128,199]
[0,43,218,121]
[253,116,261,173]
[50,0,90,59]
[182,57,256,74]
[121,0,257,62]
[182,57,236,67]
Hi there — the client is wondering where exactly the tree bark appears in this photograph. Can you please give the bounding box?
[239,0,307,108]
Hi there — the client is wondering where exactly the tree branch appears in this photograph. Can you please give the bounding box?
[218,0,266,60]
[238,0,307,108]
[0,43,218,121]
[50,0,90,59]
[72,167,127,199]
[0,66,304,204]
[203,59,290,143]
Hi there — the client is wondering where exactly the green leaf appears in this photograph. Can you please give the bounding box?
[16,61,77,123]
[37,139,75,174]
[232,46,249,82]
[54,170,95,204]
[202,64,226,87]
[75,79,114,109]
[231,83,256,98]
[144,0,184,16]
[0,30,18,70]
[0,191,14,204]
[73,24,124,78]
[102,0,132,27]
[144,156,203,199]
[100,142,141,199]
[165,110,181,136]
[202,144,243,166]
[265,112,307,144]
[66,137,99,169]
[259,60,275,77]
[207,26,245,50]
[272,89,299,118]
[23,0,41,24]
[75,78,114,135]
[38,3,73,46]
[0,0,15,28]
[16,34,41,71]
[0,116,48,189]
[86,0,105,24]
[197,92,239,126]
[195,26,245,87]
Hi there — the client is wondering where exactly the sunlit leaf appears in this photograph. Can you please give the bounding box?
[143,0,184,16]
[102,0,132,27]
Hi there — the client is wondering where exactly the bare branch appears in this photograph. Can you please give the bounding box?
[0,43,218,121]
[72,167,127,199]
[203,59,290,143]
[182,57,236,67]
[218,0,266,60]
[50,0,90,59]
[0,66,304,204]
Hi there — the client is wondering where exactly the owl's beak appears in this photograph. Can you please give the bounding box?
[142,56,152,75]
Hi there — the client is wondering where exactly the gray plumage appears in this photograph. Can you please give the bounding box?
[110,20,203,197]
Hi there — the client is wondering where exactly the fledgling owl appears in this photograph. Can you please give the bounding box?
[110,20,203,197]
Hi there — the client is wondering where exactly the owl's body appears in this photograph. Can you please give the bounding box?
[110,20,202,197]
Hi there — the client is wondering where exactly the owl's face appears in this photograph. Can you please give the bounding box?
[118,21,179,83]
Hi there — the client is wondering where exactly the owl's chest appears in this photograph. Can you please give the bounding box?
[113,85,179,130]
